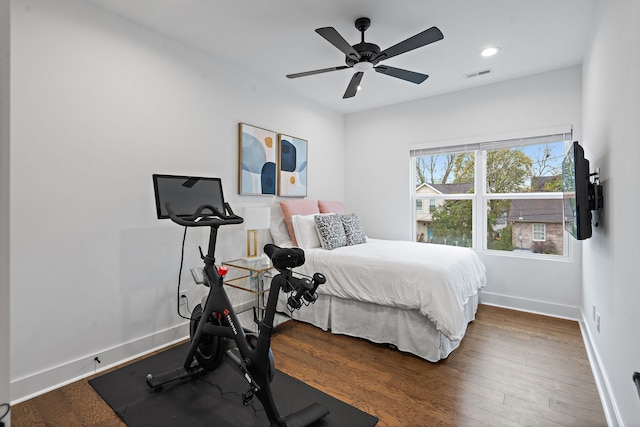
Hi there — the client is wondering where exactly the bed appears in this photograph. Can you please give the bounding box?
[269,200,486,362]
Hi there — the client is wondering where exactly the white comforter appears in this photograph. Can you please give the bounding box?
[294,239,486,341]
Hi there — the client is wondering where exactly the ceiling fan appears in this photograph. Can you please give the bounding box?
[286,17,444,99]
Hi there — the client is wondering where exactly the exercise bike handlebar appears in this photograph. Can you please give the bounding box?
[264,244,326,310]
[165,202,244,228]
[286,273,326,310]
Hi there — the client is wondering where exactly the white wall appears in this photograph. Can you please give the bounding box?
[582,0,640,424]
[10,0,344,402]
[1,0,10,423]
[345,66,584,317]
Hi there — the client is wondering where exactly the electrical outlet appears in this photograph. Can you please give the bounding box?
[592,304,596,321]
[596,313,601,332]
[179,290,188,305]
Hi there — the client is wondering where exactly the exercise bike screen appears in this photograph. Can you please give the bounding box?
[153,174,226,219]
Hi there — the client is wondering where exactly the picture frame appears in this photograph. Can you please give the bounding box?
[238,123,277,195]
[277,133,308,197]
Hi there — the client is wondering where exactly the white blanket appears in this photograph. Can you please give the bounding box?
[294,239,486,341]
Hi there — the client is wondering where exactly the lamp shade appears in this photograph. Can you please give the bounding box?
[243,207,271,230]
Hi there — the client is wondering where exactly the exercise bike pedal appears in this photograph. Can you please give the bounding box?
[242,386,258,406]
[145,366,205,390]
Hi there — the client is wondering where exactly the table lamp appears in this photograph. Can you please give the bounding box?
[243,207,271,259]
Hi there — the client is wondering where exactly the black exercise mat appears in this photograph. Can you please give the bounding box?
[89,343,378,426]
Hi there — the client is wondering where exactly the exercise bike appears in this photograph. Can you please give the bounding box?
[146,174,330,427]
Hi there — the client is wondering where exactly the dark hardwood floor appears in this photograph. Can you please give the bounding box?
[11,305,606,426]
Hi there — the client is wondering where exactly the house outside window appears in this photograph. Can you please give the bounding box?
[505,199,563,254]
[411,131,571,257]
[415,182,474,247]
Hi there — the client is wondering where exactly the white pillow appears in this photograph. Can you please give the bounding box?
[270,204,293,247]
[291,214,323,249]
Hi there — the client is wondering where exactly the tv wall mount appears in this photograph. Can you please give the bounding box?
[589,168,604,227]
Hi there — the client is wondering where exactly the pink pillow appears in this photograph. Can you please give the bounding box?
[279,200,319,245]
[318,200,346,214]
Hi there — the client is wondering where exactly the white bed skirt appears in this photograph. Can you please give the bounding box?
[278,292,479,362]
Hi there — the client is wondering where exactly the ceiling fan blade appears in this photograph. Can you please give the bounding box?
[373,26,443,63]
[316,27,361,61]
[374,65,429,84]
[286,66,350,79]
[343,72,364,99]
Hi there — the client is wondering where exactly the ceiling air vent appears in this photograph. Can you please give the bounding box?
[464,69,492,79]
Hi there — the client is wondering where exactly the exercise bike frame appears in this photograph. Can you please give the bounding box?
[146,202,328,427]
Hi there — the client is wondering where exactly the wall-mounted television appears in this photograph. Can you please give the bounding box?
[562,141,603,240]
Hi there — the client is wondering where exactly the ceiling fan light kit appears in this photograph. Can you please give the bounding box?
[286,17,443,99]
[353,62,373,72]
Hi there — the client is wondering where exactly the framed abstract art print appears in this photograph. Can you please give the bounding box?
[277,134,307,197]
[238,123,277,195]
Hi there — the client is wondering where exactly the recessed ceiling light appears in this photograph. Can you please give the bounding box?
[481,47,500,57]
[357,85,362,91]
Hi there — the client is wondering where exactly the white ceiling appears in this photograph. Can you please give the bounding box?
[86,0,599,114]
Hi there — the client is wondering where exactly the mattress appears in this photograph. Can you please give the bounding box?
[288,239,485,341]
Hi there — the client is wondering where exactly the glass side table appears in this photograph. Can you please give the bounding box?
[221,258,274,329]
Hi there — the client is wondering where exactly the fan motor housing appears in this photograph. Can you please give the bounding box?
[346,42,381,66]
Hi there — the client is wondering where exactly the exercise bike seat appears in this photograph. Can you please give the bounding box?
[264,244,305,269]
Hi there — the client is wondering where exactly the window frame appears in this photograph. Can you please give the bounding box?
[411,130,572,260]
[532,223,546,242]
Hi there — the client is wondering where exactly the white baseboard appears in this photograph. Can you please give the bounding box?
[11,296,257,404]
[10,322,190,404]
[480,291,581,320]
[579,311,621,427]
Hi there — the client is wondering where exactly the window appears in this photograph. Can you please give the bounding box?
[532,223,546,241]
[413,150,475,247]
[411,131,571,257]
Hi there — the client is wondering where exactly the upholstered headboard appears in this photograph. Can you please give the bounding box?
[271,200,346,246]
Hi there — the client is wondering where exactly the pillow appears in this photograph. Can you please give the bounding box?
[341,213,367,245]
[279,200,319,246]
[291,214,323,249]
[270,204,293,247]
[318,200,346,214]
[314,214,347,250]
